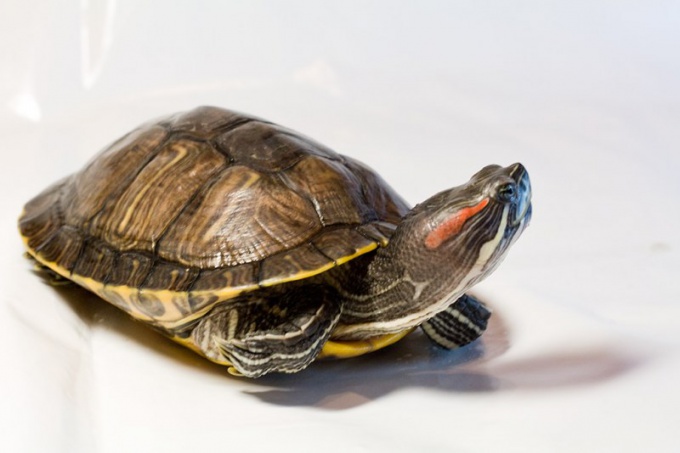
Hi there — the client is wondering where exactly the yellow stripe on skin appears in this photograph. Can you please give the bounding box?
[318,328,414,359]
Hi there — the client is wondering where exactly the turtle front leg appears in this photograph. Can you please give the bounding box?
[421,293,491,349]
[191,284,341,378]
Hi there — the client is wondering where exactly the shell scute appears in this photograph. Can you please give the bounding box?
[259,243,334,287]
[19,179,66,251]
[158,166,322,268]
[35,227,84,272]
[215,121,342,172]
[72,241,116,283]
[142,262,199,292]
[283,156,371,226]
[107,252,153,287]
[165,106,256,139]
[191,262,258,293]
[312,228,377,263]
[93,138,226,251]
[62,125,169,229]
[343,157,409,225]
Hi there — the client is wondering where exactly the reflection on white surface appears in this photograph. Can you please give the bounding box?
[1,1,679,452]
[80,0,117,89]
[8,91,42,122]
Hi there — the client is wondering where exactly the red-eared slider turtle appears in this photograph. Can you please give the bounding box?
[19,106,532,377]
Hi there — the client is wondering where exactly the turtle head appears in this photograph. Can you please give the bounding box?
[327,163,532,339]
[424,162,531,258]
[389,163,532,294]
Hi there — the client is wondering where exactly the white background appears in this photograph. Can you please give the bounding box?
[2,1,679,452]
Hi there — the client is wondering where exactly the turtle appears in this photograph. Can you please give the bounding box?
[18,106,532,378]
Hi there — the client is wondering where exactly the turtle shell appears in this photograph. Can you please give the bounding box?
[19,106,410,330]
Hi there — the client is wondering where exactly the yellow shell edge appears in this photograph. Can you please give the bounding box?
[258,242,378,287]
[20,231,379,331]
[20,226,398,369]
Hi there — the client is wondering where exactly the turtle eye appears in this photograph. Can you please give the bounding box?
[497,183,516,202]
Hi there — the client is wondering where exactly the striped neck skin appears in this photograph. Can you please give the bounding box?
[332,163,532,339]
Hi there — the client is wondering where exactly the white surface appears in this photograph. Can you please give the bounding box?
[2,2,679,452]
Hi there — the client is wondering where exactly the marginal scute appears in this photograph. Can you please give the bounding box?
[19,178,67,250]
[21,208,61,251]
[356,224,393,247]
[312,228,378,263]
[35,227,84,272]
[260,243,335,286]
[191,262,258,293]
[107,252,153,287]
[142,262,199,291]
[72,241,116,283]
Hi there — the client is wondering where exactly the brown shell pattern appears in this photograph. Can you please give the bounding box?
[19,106,410,318]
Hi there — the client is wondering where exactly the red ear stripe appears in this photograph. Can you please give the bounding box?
[425,198,490,249]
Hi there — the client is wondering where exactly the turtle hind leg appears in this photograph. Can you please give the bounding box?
[422,293,491,349]
[191,284,341,378]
